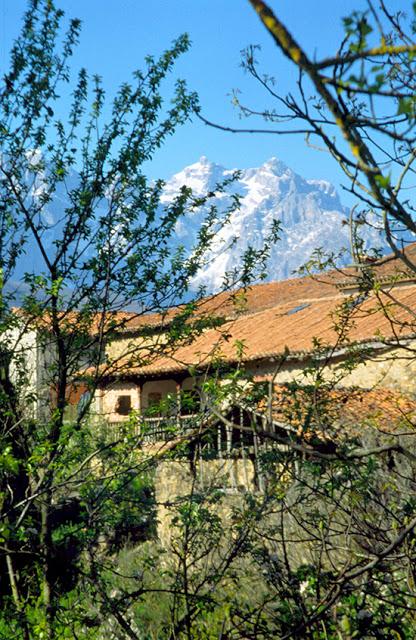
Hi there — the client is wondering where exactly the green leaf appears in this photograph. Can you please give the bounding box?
[374,173,391,189]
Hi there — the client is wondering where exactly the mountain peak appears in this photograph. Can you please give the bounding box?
[185,155,218,172]
[162,156,389,291]
[261,157,290,176]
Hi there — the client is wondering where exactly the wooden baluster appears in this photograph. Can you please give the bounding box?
[175,381,181,434]
[217,426,222,459]
[135,382,142,439]
[253,417,264,493]
[240,408,249,490]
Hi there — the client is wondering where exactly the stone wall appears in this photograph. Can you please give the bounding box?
[155,458,256,547]
[245,340,416,395]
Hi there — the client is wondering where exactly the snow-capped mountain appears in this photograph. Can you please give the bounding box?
[7,153,390,300]
[163,156,385,291]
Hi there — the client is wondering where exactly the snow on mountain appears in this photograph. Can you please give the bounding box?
[162,156,385,292]
[10,153,390,300]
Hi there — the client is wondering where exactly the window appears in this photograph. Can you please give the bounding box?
[286,303,310,316]
[115,395,132,415]
[0,350,11,382]
[146,392,163,416]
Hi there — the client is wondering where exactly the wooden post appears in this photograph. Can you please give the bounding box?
[198,440,204,488]
[253,417,265,493]
[176,381,181,432]
[226,425,232,455]
[226,424,236,489]
[240,408,249,490]
[136,382,142,438]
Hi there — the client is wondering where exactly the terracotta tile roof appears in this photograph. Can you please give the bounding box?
[21,243,416,343]
[254,384,416,440]
[110,243,416,335]
[67,243,416,379]
[97,282,416,378]
[112,275,337,333]
[338,242,416,286]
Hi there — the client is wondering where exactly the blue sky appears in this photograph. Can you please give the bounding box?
[0,0,408,204]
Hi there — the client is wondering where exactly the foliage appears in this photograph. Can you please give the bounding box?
[2,1,416,638]
[0,0,274,636]
[180,2,416,635]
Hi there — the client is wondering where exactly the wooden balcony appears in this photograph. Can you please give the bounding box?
[104,414,199,444]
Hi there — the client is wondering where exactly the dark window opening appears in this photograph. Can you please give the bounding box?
[0,351,11,382]
[115,395,132,415]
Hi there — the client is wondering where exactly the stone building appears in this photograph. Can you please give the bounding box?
[92,245,416,433]
[65,247,416,506]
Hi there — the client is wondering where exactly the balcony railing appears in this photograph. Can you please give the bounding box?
[104,414,199,444]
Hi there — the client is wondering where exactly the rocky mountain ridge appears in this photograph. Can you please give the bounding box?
[163,156,386,291]
[9,154,389,298]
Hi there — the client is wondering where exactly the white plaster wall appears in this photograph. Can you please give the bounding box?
[3,324,40,418]
[245,342,416,395]
[102,381,141,422]
[107,333,168,363]
[142,379,177,410]
[98,340,416,426]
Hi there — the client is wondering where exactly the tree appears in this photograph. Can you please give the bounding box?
[4,1,416,638]
[164,1,416,637]
[125,362,415,639]
[199,1,416,270]
[0,1,278,637]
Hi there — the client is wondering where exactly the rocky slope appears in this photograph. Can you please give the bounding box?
[162,156,386,291]
[10,154,390,298]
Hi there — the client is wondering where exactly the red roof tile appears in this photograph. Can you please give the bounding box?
[256,385,416,439]
[97,283,416,377]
